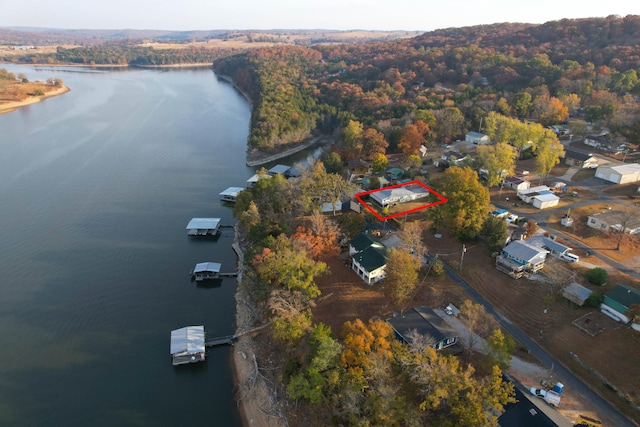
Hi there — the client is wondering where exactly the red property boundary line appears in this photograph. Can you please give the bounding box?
[355,180,448,221]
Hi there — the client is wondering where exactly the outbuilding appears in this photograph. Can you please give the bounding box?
[562,283,593,307]
[600,284,640,324]
[465,131,490,145]
[595,163,640,184]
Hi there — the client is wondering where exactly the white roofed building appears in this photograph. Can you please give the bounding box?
[219,187,244,203]
[370,184,429,207]
[170,326,206,365]
[191,262,222,281]
[186,218,221,236]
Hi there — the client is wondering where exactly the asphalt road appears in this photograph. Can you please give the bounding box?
[427,254,637,427]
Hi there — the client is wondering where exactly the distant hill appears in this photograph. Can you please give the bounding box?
[0,27,421,46]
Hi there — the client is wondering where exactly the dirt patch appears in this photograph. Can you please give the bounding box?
[572,311,609,337]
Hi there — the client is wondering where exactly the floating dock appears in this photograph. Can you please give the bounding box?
[170,325,206,366]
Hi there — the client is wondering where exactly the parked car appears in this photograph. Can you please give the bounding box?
[560,252,579,262]
[506,214,519,223]
[529,387,561,407]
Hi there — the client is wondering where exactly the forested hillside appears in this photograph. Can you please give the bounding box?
[213,15,640,151]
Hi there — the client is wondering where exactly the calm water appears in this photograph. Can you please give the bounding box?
[0,65,253,426]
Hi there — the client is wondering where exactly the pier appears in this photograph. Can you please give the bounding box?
[204,323,270,348]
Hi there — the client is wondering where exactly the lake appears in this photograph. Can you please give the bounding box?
[0,65,255,426]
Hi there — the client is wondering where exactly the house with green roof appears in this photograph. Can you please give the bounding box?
[349,233,387,284]
[600,284,640,324]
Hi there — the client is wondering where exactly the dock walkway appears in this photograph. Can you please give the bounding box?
[204,323,270,348]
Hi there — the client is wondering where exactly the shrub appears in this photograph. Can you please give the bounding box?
[584,291,603,308]
[585,267,608,286]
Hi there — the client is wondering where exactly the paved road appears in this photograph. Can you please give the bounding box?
[427,254,637,427]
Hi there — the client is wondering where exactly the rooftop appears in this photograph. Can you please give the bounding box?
[186,218,221,230]
[193,262,222,273]
[219,187,244,197]
[605,284,640,308]
[387,306,458,346]
[503,240,549,263]
[170,325,205,356]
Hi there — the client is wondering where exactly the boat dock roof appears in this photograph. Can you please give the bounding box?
[170,325,206,365]
[219,187,244,198]
[193,262,222,273]
[186,218,221,230]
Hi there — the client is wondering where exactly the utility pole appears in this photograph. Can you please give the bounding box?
[459,244,466,271]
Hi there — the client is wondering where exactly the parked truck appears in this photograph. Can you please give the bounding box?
[529,387,561,407]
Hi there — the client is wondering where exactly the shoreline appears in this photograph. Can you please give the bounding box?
[215,72,334,167]
[231,227,286,426]
[0,85,70,115]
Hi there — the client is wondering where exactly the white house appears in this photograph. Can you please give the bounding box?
[440,150,468,166]
[587,210,640,235]
[349,233,387,284]
[465,131,490,145]
[595,163,640,184]
[370,184,430,207]
[527,236,571,258]
[563,149,598,169]
[503,176,530,191]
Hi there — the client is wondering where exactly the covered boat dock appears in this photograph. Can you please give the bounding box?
[170,325,206,366]
[190,262,222,281]
[219,187,244,203]
[186,218,221,236]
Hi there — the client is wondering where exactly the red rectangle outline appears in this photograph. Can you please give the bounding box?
[355,180,448,221]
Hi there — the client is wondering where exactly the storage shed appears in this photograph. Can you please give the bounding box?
[562,283,593,307]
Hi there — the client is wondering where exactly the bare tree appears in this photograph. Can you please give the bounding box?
[458,300,498,353]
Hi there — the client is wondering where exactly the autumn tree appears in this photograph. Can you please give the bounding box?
[512,91,532,118]
[534,135,565,182]
[268,289,313,344]
[303,162,356,216]
[343,119,364,160]
[384,248,420,306]
[371,152,389,174]
[533,94,569,126]
[431,166,490,241]
[476,142,517,187]
[252,234,328,298]
[362,127,388,160]
[484,329,515,369]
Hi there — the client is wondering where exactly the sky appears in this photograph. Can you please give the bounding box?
[2,0,640,32]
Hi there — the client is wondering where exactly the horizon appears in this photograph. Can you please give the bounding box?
[1,0,640,33]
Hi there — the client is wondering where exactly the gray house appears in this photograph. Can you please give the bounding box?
[495,240,549,279]
[387,307,458,350]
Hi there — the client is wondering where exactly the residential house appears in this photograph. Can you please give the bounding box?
[503,175,531,191]
[387,306,459,351]
[527,236,571,258]
[386,167,404,181]
[440,150,468,166]
[562,283,593,307]
[595,163,640,184]
[362,176,389,190]
[587,210,640,235]
[495,240,549,279]
[370,183,430,207]
[499,382,566,427]
[349,233,387,284]
[465,131,490,145]
[563,149,598,169]
[600,284,640,324]
[584,134,613,150]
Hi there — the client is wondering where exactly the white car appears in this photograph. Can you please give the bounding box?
[505,214,518,223]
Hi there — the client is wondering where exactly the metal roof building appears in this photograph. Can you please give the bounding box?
[186,218,221,236]
[170,326,206,366]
